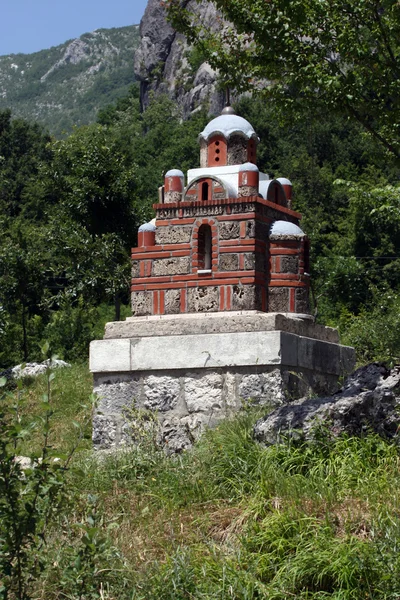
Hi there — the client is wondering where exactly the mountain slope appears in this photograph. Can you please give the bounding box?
[0,25,140,136]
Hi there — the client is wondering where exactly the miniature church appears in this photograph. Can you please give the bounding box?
[90,107,355,452]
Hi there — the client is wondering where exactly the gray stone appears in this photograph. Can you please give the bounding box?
[165,191,182,204]
[246,220,256,238]
[219,222,240,240]
[238,186,258,197]
[94,379,141,413]
[281,256,298,274]
[152,257,190,276]
[131,260,140,279]
[164,289,181,314]
[200,138,208,168]
[223,371,239,409]
[155,226,192,245]
[268,288,289,312]
[187,286,219,312]
[296,287,310,313]
[244,252,266,272]
[157,416,194,454]
[90,339,131,373]
[219,253,239,271]
[232,284,261,310]
[254,363,400,445]
[12,359,70,379]
[105,312,340,343]
[134,0,226,119]
[239,371,285,405]
[227,135,248,165]
[185,372,223,413]
[131,291,152,316]
[91,330,354,375]
[143,375,180,412]
[92,414,120,449]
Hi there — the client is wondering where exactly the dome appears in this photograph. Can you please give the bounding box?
[239,162,259,172]
[165,169,184,178]
[138,220,156,232]
[276,177,292,186]
[199,113,259,142]
[270,221,305,237]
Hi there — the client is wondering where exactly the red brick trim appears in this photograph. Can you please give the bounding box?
[289,288,296,312]
[226,286,232,309]
[269,248,299,256]
[160,290,165,315]
[269,281,307,287]
[216,213,256,222]
[220,286,225,311]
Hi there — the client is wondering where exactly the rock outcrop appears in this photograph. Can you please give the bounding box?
[254,363,400,445]
[134,0,225,117]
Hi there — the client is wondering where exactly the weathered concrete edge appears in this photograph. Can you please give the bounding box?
[90,331,355,376]
[105,312,340,343]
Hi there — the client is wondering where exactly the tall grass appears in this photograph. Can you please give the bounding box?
[5,364,400,599]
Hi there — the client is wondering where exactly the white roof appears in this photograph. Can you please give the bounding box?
[199,114,259,142]
[165,169,184,178]
[239,162,259,172]
[139,221,157,232]
[270,221,304,236]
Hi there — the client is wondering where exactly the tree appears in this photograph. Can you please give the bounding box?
[166,0,400,160]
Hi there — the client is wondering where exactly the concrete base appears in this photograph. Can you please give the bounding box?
[90,312,356,452]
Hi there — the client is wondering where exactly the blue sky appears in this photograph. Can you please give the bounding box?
[0,0,149,56]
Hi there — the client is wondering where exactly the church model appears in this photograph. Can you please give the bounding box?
[131,106,310,317]
[90,107,355,452]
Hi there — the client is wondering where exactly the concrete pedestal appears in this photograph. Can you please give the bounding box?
[89,312,355,452]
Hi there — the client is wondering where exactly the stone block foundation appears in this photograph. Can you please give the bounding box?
[92,365,342,453]
[90,312,355,453]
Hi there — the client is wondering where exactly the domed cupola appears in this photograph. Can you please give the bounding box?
[199,106,259,168]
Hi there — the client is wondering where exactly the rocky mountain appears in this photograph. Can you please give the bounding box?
[134,0,225,118]
[0,25,140,136]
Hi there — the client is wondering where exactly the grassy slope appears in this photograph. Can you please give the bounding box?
[6,363,400,599]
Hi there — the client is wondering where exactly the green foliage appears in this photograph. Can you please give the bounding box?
[3,371,400,599]
[53,494,127,600]
[339,289,400,364]
[0,355,90,599]
[167,0,400,159]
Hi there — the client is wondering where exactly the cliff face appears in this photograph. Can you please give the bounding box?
[134,0,225,117]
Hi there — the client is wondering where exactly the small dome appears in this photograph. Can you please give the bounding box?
[200,114,259,142]
[276,177,292,186]
[270,221,305,237]
[221,106,236,115]
[139,221,156,232]
[165,169,184,178]
[239,162,259,172]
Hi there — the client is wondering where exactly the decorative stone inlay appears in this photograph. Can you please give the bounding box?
[152,257,191,276]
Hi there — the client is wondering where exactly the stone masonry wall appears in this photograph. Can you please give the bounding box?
[93,365,340,453]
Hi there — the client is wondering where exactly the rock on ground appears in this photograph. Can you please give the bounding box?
[11,359,70,379]
[254,363,400,445]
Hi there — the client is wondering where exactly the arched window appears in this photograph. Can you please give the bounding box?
[198,224,212,270]
[201,181,209,201]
